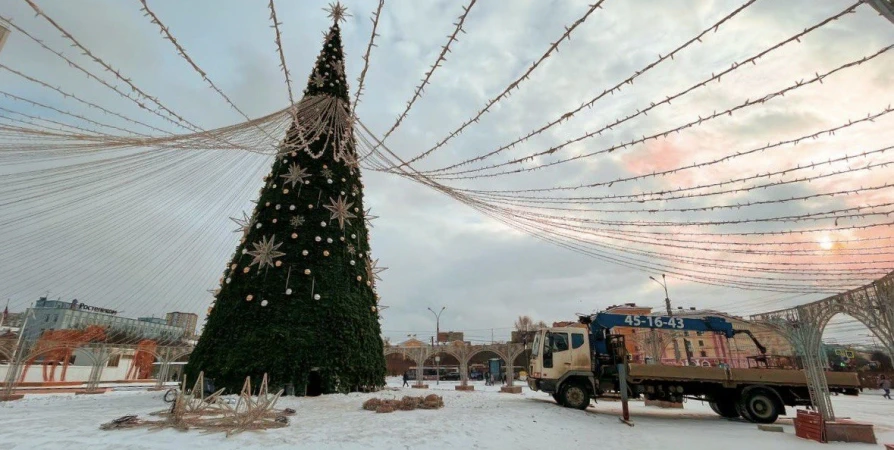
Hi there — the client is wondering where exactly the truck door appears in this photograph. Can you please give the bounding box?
[542,331,571,379]
[570,331,589,370]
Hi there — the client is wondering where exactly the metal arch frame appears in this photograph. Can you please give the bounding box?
[751,270,894,421]
[753,271,894,361]
[385,342,526,388]
[867,0,894,25]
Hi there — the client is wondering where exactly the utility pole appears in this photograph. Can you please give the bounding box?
[651,274,682,365]
[427,307,445,385]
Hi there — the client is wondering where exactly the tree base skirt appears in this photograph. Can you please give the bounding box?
[455,385,475,391]
[411,384,429,389]
[500,386,522,394]
[0,394,24,402]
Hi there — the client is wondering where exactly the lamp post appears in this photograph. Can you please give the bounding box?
[427,307,445,385]
[650,275,682,364]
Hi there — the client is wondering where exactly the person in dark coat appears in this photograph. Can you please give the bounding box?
[402,371,410,387]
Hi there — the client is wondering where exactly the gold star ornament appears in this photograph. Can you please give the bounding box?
[323,196,356,229]
[247,235,286,269]
[324,2,350,23]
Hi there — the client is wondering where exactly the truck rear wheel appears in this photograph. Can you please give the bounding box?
[709,400,740,418]
[742,389,780,424]
[560,382,590,410]
[735,399,755,423]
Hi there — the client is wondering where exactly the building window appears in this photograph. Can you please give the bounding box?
[108,354,121,367]
[698,340,704,347]
[696,331,704,336]
[683,331,689,337]
[700,351,707,358]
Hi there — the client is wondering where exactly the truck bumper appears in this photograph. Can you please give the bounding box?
[528,378,557,393]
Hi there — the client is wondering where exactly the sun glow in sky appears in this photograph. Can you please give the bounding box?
[819,235,834,250]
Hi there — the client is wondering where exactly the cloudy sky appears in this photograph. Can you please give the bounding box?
[0,0,892,345]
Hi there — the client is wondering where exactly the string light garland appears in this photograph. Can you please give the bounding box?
[352,0,385,116]
[418,0,862,175]
[430,44,894,179]
[370,0,477,150]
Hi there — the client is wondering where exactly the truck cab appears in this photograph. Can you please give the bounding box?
[528,326,612,409]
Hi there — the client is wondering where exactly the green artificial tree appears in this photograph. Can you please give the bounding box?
[187,4,386,395]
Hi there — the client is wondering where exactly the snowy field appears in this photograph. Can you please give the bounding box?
[1,377,892,449]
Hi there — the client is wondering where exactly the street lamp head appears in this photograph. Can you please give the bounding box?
[649,276,657,281]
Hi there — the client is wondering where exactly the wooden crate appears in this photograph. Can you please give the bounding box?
[794,409,825,443]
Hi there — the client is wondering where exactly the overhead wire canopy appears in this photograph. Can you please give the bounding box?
[0,0,892,337]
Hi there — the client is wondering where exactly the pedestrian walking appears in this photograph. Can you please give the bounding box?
[402,371,410,387]
[879,375,891,399]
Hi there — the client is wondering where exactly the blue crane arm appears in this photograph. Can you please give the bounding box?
[582,312,735,338]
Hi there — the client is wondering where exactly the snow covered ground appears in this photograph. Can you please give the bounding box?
[1,377,892,449]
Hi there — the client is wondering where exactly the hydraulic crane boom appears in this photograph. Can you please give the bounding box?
[580,313,736,337]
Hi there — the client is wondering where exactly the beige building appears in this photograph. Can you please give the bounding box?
[656,309,794,367]
[599,305,794,367]
[166,312,199,338]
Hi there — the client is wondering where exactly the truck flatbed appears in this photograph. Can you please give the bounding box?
[627,364,860,389]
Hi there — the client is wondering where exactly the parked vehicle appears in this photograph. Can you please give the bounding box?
[527,312,860,424]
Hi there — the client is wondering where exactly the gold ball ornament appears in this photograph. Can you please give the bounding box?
[231,264,238,270]
[275,260,282,267]
[272,219,278,224]
[323,250,330,257]
[302,250,309,256]
[265,202,271,207]
[246,294,254,301]
[243,267,250,274]
[305,269,311,275]
[283,189,290,194]
[357,276,362,281]
[314,294,321,300]
[292,233,298,239]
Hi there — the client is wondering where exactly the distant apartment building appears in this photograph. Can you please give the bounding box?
[437,331,464,343]
[165,312,198,338]
[21,297,188,343]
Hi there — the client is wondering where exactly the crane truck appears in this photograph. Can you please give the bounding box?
[526,312,860,424]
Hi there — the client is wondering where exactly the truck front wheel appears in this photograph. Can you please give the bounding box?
[560,382,590,410]
[742,389,780,424]
[551,393,563,406]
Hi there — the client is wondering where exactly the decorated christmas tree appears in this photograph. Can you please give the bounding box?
[186,3,386,395]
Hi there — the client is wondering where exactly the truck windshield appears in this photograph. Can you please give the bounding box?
[531,332,542,358]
